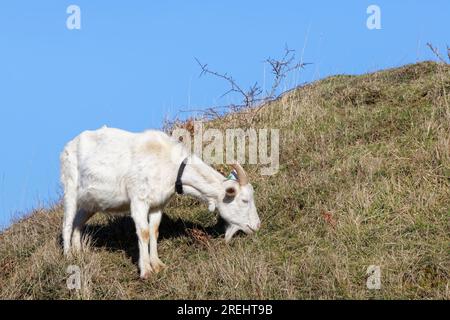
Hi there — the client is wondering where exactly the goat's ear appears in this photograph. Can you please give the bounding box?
[225,187,237,198]
[223,180,239,199]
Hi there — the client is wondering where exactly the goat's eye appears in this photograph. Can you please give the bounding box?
[242,199,249,204]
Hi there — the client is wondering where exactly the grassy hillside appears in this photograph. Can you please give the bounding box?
[1,61,449,300]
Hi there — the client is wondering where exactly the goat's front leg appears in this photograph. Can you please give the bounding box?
[131,200,152,279]
[149,210,166,273]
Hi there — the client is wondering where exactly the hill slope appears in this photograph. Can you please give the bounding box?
[1,61,449,299]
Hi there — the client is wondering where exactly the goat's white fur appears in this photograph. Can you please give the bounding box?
[60,127,260,279]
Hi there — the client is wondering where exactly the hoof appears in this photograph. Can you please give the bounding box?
[150,259,167,274]
[140,265,154,280]
[140,270,152,280]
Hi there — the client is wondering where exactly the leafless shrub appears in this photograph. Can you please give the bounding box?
[163,45,310,131]
[196,45,310,110]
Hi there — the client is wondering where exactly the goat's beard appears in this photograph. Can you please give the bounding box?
[225,225,240,243]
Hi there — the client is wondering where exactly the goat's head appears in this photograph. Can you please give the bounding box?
[217,163,261,243]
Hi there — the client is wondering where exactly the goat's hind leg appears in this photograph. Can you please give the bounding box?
[62,196,77,256]
[61,147,79,256]
[72,209,94,253]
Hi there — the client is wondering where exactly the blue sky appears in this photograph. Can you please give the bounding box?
[0,1,448,229]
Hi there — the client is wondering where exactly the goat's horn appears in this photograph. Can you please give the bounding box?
[231,163,249,186]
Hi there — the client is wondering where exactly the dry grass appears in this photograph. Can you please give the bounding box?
[0,61,449,300]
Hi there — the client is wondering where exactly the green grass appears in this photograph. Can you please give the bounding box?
[0,61,449,299]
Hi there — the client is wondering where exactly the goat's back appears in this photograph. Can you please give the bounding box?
[60,127,184,212]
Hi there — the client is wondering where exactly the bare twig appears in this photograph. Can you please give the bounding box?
[265,44,311,100]
[427,42,449,64]
[195,58,264,108]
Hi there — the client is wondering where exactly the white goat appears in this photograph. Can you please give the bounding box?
[60,127,260,279]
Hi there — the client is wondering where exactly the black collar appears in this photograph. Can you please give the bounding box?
[175,158,188,195]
